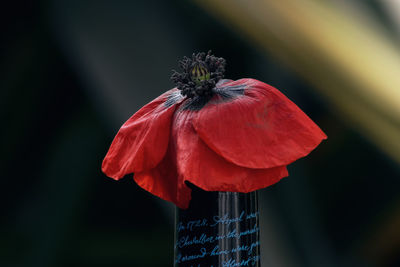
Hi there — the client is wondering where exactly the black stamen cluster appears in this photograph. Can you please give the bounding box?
[171,51,226,99]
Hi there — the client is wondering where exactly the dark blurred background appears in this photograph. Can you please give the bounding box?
[1,0,400,266]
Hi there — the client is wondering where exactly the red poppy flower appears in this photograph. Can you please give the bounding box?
[102,51,327,209]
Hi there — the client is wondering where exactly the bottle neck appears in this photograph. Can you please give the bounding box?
[174,185,261,266]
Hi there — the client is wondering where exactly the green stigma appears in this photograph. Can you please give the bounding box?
[191,64,210,84]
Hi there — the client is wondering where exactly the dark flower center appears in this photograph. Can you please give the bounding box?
[171,51,226,99]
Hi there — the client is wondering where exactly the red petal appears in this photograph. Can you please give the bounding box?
[193,79,327,169]
[102,89,182,180]
[172,109,288,199]
[134,144,192,209]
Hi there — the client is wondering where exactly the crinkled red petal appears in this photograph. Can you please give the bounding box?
[102,89,181,180]
[193,78,327,169]
[133,144,192,209]
[172,109,288,206]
